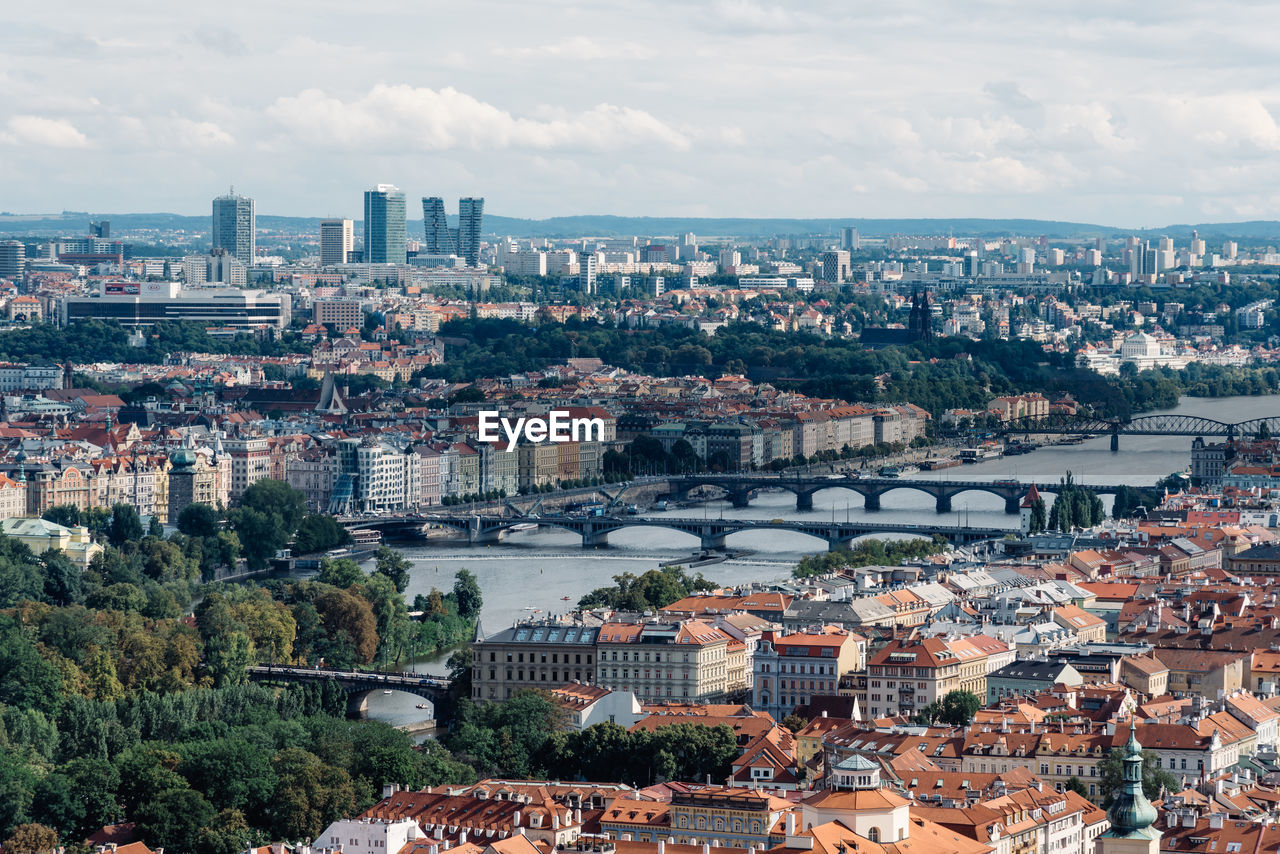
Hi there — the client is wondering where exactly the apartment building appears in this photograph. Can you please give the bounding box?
[753,626,863,722]
[223,435,271,500]
[595,620,738,702]
[865,637,990,720]
[470,622,600,702]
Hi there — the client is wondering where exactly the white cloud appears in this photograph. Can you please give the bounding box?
[2,115,89,148]
[266,84,690,153]
[174,118,236,148]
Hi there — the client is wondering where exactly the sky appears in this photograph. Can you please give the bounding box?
[4,0,1280,225]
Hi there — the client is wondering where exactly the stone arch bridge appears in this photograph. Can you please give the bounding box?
[246,665,450,719]
[666,474,1117,514]
[342,512,1012,551]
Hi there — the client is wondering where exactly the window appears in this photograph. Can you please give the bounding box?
[867,828,880,843]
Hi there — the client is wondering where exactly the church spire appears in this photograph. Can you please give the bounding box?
[1105,727,1159,839]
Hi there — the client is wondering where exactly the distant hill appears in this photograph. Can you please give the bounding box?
[3,211,1280,241]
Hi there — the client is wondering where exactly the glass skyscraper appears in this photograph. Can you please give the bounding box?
[211,189,255,264]
[420,195,484,266]
[422,197,454,255]
[364,185,407,265]
[457,197,484,267]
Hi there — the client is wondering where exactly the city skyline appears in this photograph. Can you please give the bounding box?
[6,2,1280,224]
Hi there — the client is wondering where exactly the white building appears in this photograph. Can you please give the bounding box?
[315,818,423,854]
[320,219,354,265]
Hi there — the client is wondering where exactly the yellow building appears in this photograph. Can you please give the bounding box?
[0,517,102,568]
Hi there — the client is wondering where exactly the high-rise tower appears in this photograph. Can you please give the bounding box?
[363,185,407,265]
[457,197,484,267]
[212,188,255,264]
[319,219,354,265]
[422,197,454,255]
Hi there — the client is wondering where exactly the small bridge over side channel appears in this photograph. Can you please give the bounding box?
[246,665,450,719]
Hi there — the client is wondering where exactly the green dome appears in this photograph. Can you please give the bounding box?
[170,449,198,469]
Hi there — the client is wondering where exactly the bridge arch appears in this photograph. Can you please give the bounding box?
[245,666,449,720]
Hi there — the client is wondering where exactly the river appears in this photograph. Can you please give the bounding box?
[363,393,1277,725]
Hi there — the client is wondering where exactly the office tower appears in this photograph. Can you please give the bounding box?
[1158,236,1174,253]
[457,197,484,267]
[422,197,454,255]
[211,188,256,264]
[1223,241,1238,259]
[363,185,407,265]
[0,241,25,279]
[964,250,980,277]
[821,250,850,283]
[319,219,354,265]
[89,221,110,238]
[841,226,861,251]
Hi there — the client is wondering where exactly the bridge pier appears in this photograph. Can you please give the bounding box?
[730,490,752,508]
[700,533,727,551]
[796,491,814,511]
[347,690,372,718]
[935,494,952,514]
[1110,429,1119,452]
[1005,495,1021,514]
[581,530,610,548]
[863,492,881,511]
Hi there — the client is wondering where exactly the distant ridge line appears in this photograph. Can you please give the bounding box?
[3,211,1280,240]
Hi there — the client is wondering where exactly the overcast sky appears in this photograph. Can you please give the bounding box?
[4,1,1280,225]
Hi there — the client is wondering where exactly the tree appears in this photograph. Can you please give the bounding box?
[239,480,307,535]
[134,787,217,854]
[1098,745,1178,808]
[316,557,366,589]
[374,547,412,594]
[2,824,59,854]
[148,515,165,539]
[268,748,357,840]
[781,713,808,733]
[1065,776,1089,797]
[108,504,144,548]
[294,514,350,555]
[0,615,64,714]
[229,508,285,571]
[937,690,982,726]
[41,505,81,528]
[39,550,81,606]
[1029,497,1047,534]
[313,589,379,665]
[453,569,482,620]
[177,503,221,539]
